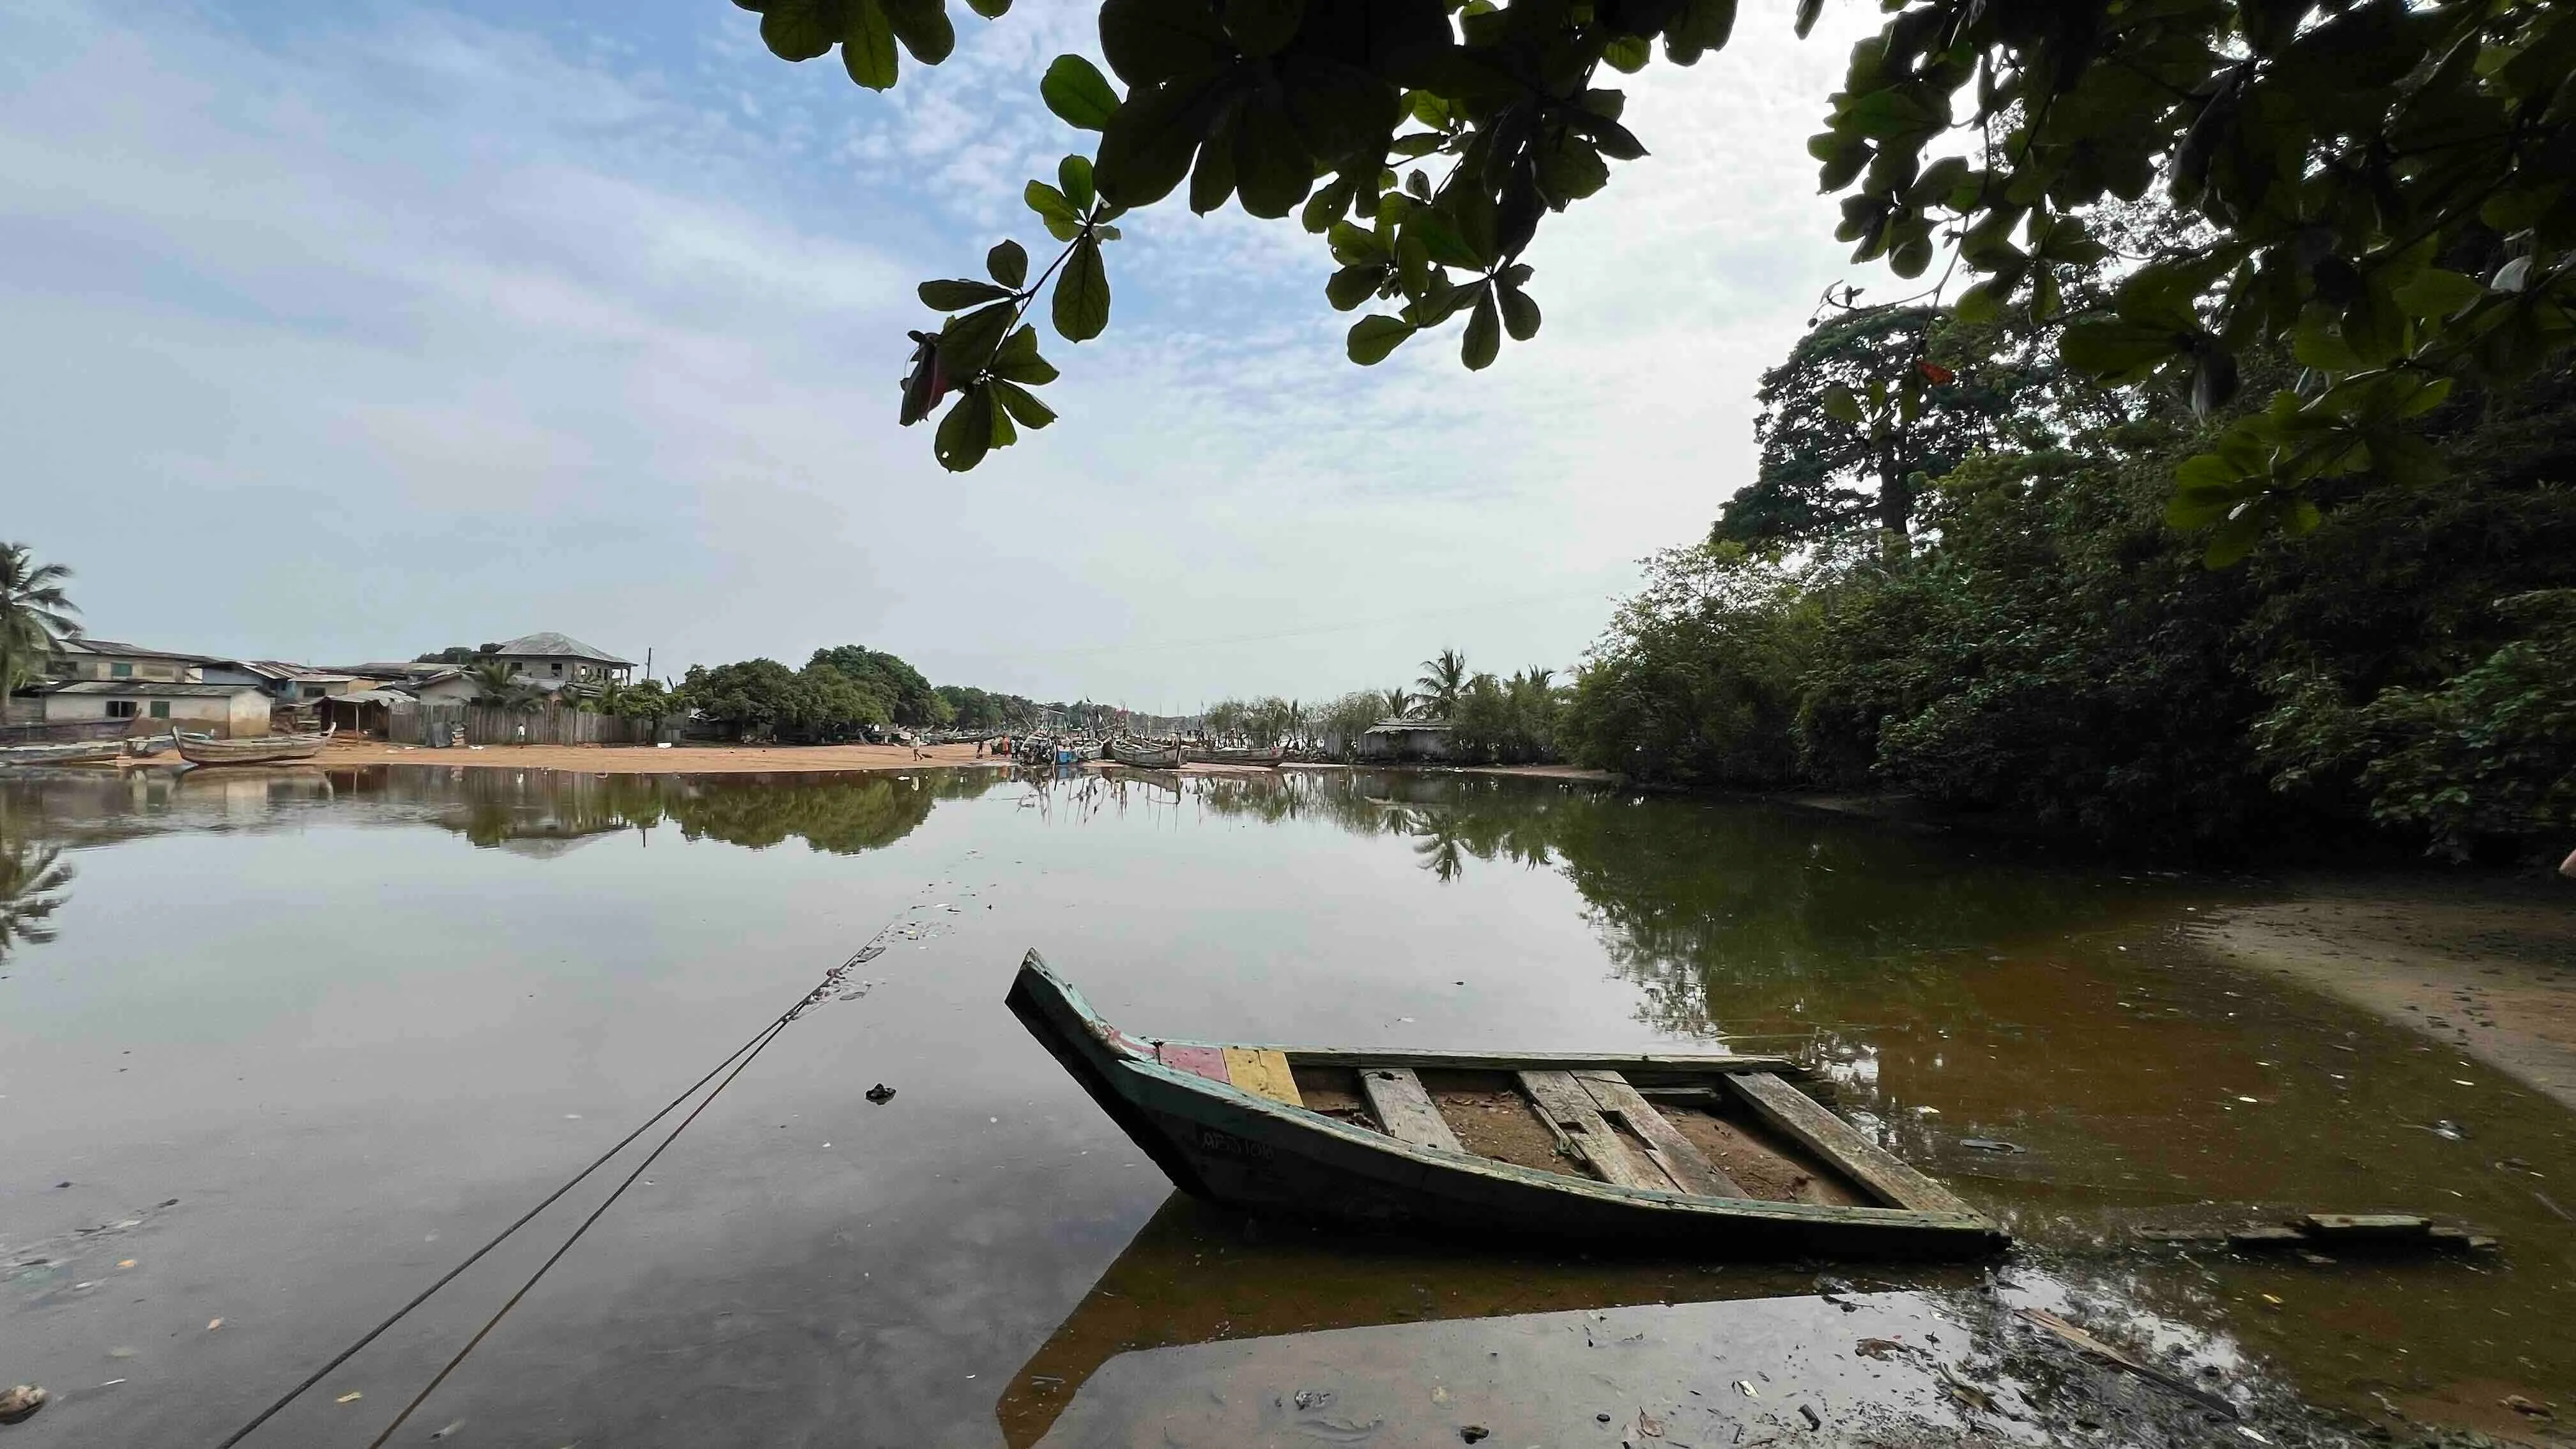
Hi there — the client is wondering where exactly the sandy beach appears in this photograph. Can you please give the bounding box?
[2192,873,2576,1112]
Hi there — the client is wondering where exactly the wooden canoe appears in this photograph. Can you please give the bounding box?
[1006,952,2005,1258]
[0,739,128,767]
[172,724,333,766]
[1189,744,1284,767]
[1107,739,1182,770]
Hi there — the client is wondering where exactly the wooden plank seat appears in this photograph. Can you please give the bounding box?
[1358,1066,1465,1153]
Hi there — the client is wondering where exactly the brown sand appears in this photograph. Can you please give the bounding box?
[2191,874,2576,1112]
[318,739,1015,774]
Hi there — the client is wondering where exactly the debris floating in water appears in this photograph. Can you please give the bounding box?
[865,1084,897,1105]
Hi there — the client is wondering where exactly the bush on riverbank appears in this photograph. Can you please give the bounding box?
[1567,323,2576,862]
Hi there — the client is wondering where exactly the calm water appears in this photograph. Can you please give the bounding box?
[1,764,2567,1447]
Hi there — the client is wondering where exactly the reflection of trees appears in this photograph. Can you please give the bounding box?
[346,767,1000,856]
[0,829,73,958]
[1193,770,2119,1039]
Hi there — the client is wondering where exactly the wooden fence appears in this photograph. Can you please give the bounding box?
[388,702,675,747]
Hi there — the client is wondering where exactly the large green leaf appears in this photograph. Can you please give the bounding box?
[1189,110,1241,213]
[1099,0,1230,86]
[1461,288,1500,371]
[1280,57,1395,167]
[1220,0,1303,56]
[1498,282,1540,340]
[1326,263,1386,311]
[1041,56,1123,130]
[921,279,1015,309]
[841,0,898,88]
[2060,317,2188,379]
[935,387,997,471]
[990,378,1059,429]
[1059,155,1097,211]
[937,300,1018,377]
[880,0,954,64]
[1054,237,1111,341]
[1094,74,1217,208]
[759,0,847,61]
[1408,208,1483,270]
[986,241,1028,289]
[1346,314,1415,364]
[1232,96,1314,218]
[1820,384,1864,424]
[989,326,1060,385]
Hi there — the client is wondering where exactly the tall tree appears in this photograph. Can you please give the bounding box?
[735,0,2573,569]
[1416,648,1469,717]
[1380,687,1414,720]
[1715,306,2024,548]
[0,543,80,696]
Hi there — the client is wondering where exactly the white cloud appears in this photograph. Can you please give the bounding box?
[2,0,1894,707]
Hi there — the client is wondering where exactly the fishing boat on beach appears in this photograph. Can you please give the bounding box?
[1107,739,1182,770]
[0,738,129,767]
[1008,952,2004,1258]
[1196,745,1284,767]
[171,724,334,767]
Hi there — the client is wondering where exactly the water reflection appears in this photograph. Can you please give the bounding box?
[0,820,73,959]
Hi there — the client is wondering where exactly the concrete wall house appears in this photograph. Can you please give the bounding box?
[1355,719,1455,763]
[39,680,272,737]
[47,638,216,684]
[488,632,634,692]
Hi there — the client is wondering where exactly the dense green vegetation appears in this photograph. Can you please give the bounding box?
[1202,650,1569,765]
[672,644,1075,741]
[1563,293,2576,861]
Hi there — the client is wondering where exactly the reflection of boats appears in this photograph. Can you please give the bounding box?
[1107,739,1180,769]
[172,725,334,766]
[1189,744,1284,767]
[1008,952,2004,1257]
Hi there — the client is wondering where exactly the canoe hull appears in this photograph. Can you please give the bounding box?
[1008,953,2004,1259]
[1106,740,1181,769]
[172,726,332,766]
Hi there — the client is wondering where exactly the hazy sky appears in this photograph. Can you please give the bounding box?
[4,0,1894,711]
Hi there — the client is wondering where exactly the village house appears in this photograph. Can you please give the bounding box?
[46,638,217,684]
[484,632,635,693]
[36,680,273,737]
[1355,718,1455,763]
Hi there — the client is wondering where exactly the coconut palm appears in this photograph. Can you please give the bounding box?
[1379,687,1414,720]
[1415,648,1469,718]
[0,543,80,696]
[466,658,540,712]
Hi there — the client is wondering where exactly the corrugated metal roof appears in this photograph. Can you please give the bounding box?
[52,638,222,663]
[494,632,632,666]
[43,680,266,698]
[331,689,413,707]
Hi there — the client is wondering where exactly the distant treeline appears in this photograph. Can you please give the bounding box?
[674,647,1073,740]
[1202,648,1572,765]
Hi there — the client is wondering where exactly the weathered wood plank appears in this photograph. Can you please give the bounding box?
[1358,1066,1464,1153]
[1264,1045,1797,1075]
[1516,1071,1661,1192]
[1724,1071,1977,1217]
[1572,1070,1745,1199]
[1222,1047,1303,1107]
[1154,1043,1230,1085]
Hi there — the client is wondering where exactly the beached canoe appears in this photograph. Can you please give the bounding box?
[172,724,333,767]
[1007,952,2006,1258]
[1188,744,1284,767]
[0,739,128,767]
[1107,739,1182,770]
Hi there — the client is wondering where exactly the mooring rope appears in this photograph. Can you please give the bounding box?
[210,862,978,1449]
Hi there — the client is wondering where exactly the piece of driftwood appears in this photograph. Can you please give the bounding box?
[2016,1307,2238,1419]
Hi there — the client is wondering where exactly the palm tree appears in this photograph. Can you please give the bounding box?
[0,543,80,696]
[1416,648,1469,719]
[1379,687,1414,721]
[467,658,539,712]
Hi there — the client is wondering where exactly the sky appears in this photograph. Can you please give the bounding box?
[3,0,1896,712]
